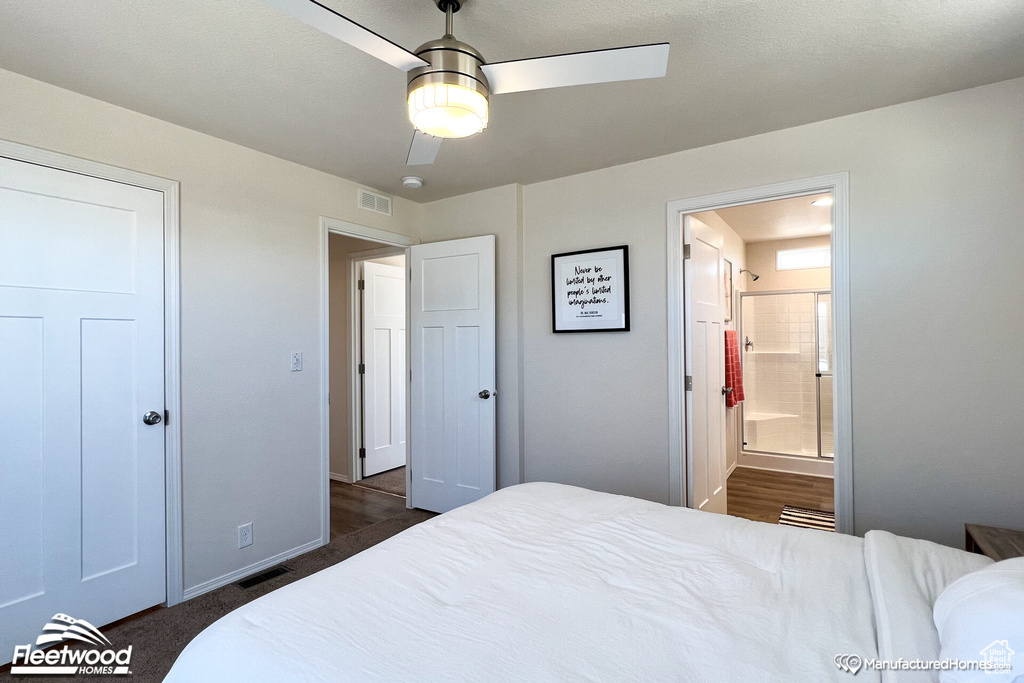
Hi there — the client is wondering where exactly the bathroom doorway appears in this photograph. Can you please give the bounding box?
[667,174,850,532]
[716,195,835,525]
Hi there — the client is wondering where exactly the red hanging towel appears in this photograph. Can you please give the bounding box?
[724,330,745,408]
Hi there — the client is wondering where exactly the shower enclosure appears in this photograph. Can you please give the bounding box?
[740,290,833,459]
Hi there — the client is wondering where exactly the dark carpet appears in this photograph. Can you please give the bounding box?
[1,508,433,683]
[353,466,406,497]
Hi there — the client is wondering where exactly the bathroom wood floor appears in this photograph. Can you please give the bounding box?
[727,467,834,524]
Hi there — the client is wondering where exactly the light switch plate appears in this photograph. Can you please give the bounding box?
[290,352,303,372]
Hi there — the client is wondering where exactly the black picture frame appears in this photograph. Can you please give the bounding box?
[551,245,630,333]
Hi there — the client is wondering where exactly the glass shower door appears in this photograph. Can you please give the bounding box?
[740,292,818,457]
[740,290,833,459]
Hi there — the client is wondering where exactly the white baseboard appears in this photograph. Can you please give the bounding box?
[726,461,738,478]
[182,537,325,601]
[329,472,351,483]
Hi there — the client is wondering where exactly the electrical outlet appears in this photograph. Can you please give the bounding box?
[238,522,253,548]
[290,352,303,372]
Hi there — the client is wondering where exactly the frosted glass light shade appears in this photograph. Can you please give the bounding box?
[407,82,489,139]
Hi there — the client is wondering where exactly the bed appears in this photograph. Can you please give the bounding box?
[166,482,1002,682]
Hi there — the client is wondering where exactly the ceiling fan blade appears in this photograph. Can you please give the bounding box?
[481,43,670,95]
[407,131,442,166]
[262,0,428,72]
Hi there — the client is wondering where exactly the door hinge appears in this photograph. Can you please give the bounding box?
[684,375,693,391]
[358,447,366,459]
[357,279,365,290]
[683,244,691,260]
[164,410,169,425]
[358,363,365,374]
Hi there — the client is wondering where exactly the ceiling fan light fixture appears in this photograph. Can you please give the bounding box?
[406,18,489,140]
[261,0,670,166]
[407,80,488,138]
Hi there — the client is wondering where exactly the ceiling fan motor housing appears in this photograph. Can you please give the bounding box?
[407,36,490,102]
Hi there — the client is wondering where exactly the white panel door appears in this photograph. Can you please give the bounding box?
[684,216,728,514]
[0,156,166,660]
[409,236,495,513]
[361,261,406,477]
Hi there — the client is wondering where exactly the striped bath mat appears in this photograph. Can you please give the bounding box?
[779,505,835,531]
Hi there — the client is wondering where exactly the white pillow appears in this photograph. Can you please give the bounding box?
[933,556,1024,683]
[864,530,992,683]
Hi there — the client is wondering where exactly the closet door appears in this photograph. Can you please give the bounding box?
[0,156,166,662]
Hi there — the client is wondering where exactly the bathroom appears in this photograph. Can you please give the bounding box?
[696,191,835,524]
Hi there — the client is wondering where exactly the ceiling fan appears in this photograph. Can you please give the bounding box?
[262,0,670,166]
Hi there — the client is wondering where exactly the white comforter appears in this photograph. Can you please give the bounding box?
[166,483,984,682]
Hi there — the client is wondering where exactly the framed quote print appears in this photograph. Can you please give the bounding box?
[551,245,630,333]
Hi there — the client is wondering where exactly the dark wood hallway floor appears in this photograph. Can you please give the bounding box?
[330,480,409,540]
[727,466,834,524]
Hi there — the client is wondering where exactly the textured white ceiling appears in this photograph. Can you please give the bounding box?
[715,193,832,243]
[0,0,1022,201]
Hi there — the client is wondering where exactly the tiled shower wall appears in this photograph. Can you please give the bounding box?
[741,293,819,456]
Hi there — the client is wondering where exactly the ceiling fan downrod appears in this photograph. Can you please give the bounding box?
[437,0,460,38]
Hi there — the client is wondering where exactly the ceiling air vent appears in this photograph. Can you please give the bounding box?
[358,188,392,216]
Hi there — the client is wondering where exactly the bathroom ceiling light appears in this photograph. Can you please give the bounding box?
[811,197,833,207]
[402,176,424,189]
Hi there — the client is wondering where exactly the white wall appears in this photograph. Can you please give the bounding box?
[520,77,1024,548]
[0,68,421,595]
[419,185,523,488]
[368,254,406,268]
[4,60,1021,570]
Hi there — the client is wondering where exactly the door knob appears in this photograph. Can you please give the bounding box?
[721,386,733,396]
[478,390,491,400]
[143,411,163,425]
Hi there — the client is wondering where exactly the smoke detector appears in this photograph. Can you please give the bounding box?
[402,176,424,189]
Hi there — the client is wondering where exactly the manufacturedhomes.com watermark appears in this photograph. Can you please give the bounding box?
[835,654,1012,676]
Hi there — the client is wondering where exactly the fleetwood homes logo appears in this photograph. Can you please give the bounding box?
[10,613,132,676]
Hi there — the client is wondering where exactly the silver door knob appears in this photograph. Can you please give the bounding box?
[143,411,163,425]
[721,386,733,396]
[478,390,491,400]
